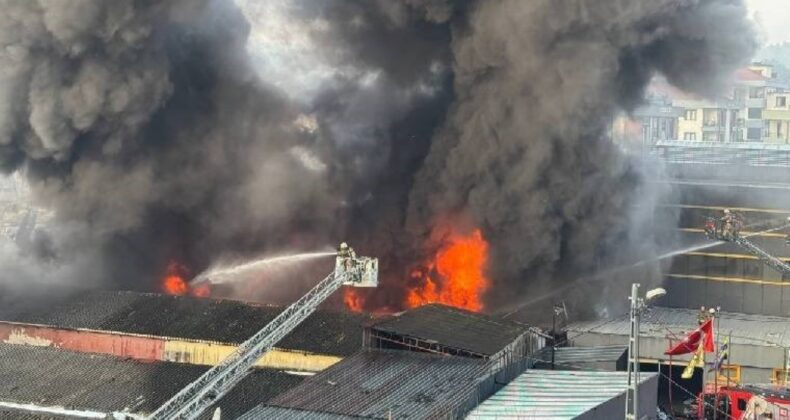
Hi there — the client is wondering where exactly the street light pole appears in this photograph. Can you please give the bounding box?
[625,283,641,420]
[551,303,563,370]
[625,283,666,420]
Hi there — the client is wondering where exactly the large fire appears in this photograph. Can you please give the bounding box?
[162,261,211,297]
[343,288,364,313]
[406,228,490,312]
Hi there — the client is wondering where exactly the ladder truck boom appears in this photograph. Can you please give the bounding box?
[733,235,790,275]
[704,216,790,276]
[146,243,378,420]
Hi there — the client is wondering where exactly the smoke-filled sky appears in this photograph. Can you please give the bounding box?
[0,0,757,314]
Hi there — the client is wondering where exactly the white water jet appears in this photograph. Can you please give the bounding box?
[192,250,336,285]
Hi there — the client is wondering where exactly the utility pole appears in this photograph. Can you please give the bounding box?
[625,283,641,420]
[551,303,563,370]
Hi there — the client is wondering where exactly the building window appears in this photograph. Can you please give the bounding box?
[778,121,783,138]
[747,127,762,140]
[748,108,762,119]
[749,87,765,99]
[684,110,697,121]
[777,96,787,107]
[683,132,697,141]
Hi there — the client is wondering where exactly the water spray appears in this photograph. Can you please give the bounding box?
[500,221,790,318]
[192,250,337,286]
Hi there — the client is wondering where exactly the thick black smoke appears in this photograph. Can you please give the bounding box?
[0,0,756,315]
[404,0,757,314]
[0,0,348,298]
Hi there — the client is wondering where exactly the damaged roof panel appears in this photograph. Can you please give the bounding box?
[370,304,528,356]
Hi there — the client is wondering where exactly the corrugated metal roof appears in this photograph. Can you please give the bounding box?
[0,290,370,356]
[532,346,626,368]
[468,370,656,419]
[0,342,302,418]
[371,304,527,356]
[566,306,790,347]
[239,405,361,419]
[268,349,488,419]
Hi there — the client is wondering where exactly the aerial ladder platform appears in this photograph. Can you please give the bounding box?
[704,216,790,276]
[137,242,378,420]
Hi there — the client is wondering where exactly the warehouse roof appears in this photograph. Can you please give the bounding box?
[267,349,488,419]
[0,290,371,355]
[370,304,528,356]
[0,342,302,419]
[566,306,790,347]
[239,406,361,419]
[468,370,657,419]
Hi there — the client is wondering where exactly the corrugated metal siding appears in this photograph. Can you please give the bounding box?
[239,406,360,419]
[0,321,340,372]
[268,349,490,419]
[531,346,626,371]
[467,370,658,419]
[566,306,790,347]
[534,346,626,363]
[0,322,164,361]
[163,340,341,371]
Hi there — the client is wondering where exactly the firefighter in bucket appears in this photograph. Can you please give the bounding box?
[721,208,740,240]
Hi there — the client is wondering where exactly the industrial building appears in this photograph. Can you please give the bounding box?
[567,306,790,384]
[0,290,371,372]
[366,303,545,382]
[2,294,605,419]
[250,349,491,419]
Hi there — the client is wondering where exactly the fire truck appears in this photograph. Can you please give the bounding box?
[697,384,790,419]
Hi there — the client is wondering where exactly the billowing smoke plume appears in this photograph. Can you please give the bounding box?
[0,0,755,314]
[0,0,347,298]
[404,0,757,313]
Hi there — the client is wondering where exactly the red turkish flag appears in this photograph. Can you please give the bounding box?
[665,319,714,355]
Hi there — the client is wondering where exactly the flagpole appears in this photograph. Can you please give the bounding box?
[727,330,732,388]
[668,337,673,416]
[713,308,720,420]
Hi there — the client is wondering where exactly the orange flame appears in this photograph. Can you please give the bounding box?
[191,283,211,298]
[406,228,490,312]
[163,262,188,296]
[343,288,363,312]
[162,261,210,297]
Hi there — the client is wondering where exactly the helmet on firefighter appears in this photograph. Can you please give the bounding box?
[339,242,349,251]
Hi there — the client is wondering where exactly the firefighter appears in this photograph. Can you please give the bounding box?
[721,208,736,240]
[786,217,790,246]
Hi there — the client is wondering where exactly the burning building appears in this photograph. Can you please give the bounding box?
[0,0,759,319]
